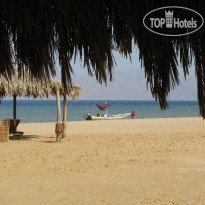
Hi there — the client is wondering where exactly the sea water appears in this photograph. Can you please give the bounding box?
[0,100,199,123]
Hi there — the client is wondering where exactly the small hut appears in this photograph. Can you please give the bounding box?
[0,68,81,141]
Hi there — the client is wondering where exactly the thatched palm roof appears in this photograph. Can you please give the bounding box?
[0,68,81,101]
[0,1,205,116]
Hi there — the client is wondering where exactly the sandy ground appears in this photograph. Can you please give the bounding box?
[0,117,205,205]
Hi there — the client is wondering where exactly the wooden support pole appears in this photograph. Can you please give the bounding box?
[56,89,61,123]
[13,94,17,120]
[63,94,67,123]
[56,89,61,142]
[62,94,67,138]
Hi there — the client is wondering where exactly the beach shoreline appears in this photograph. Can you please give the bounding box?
[0,117,205,204]
[0,100,200,123]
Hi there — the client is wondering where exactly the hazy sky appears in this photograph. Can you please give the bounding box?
[5,47,197,101]
[69,49,197,101]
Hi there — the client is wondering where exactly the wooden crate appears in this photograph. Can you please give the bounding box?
[0,120,10,126]
[0,125,9,142]
[0,120,10,142]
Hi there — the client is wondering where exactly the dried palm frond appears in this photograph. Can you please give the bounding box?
[0,0,205,116]
[0,67,81,101]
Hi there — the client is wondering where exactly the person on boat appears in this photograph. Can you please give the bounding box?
[104,101,107,105]
[131,111,135,119]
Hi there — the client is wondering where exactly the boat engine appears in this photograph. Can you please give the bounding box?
[83,113,92,120]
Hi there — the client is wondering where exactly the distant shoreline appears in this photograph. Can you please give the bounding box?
[1,99,198,102]
[18,116,201,124]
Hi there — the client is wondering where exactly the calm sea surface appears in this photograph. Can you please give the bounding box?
[0,100,199,123]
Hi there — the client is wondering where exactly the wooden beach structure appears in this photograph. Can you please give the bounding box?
[0,68,81,141]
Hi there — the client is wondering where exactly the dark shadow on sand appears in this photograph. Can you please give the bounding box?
[9,135,37,140]
[10,134,56,142]
[40,139,56,143]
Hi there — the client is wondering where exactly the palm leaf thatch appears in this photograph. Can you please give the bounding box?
[0,68,81,101]
[0,0,205,116]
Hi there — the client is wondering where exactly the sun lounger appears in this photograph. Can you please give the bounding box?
[4,119,24,140]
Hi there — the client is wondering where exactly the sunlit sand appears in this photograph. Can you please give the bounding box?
[0,117,205,204]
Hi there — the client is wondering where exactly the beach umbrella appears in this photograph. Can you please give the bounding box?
[0,67,81,140]
[0,1,205,117]
[0,68,81,118]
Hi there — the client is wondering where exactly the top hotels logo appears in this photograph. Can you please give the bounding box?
[165,10,173,28]
[143,6,204,36]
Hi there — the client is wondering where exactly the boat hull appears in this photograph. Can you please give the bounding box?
[84,113,130,120]
[91,116,129,120]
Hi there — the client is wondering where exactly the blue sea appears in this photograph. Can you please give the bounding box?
[0,100,200,123]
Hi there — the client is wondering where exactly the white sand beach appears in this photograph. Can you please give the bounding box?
[0,117,205,204]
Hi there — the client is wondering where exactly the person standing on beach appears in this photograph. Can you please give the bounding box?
[131,111,135,119]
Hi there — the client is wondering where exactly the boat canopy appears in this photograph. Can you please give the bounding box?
[96,104,111,110]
